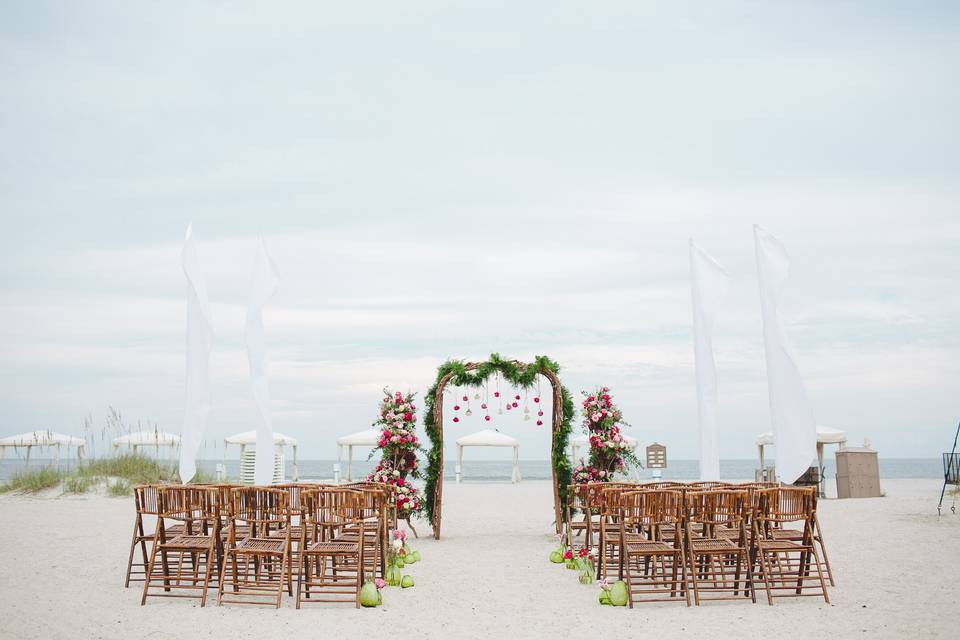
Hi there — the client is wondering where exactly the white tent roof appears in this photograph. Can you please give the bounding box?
[570,433,639,447]
[336,429,380,446]
[756,425,847,446]
[224,431,298,447]
[456,429,518,447]
[113,431,181,447]
[0,431,84,447]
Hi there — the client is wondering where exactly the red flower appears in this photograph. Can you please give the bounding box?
[404,412,413,421]
[563,550,573,560]
[396,477,404,486]
[578,548,589,557]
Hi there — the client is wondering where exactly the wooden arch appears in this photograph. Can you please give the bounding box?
[430,360,566,539]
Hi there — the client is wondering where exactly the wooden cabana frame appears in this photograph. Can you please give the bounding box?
[426,356,572,540]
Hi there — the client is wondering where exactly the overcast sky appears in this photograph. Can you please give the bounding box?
[2,1,958,461]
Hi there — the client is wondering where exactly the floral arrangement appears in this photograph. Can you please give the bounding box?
[385,528,419,588]
[368,389,425,520]
[575,547,596,584]
[573,386,641,483]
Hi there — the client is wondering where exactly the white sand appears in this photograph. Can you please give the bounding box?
[1,479,958,639]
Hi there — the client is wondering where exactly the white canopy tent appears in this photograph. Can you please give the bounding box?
[569,433,638,464]
[455,429,521,484]
[112,431,181,457]
[0,431,85,467]
[756,425,847,493]
[336,429,380,483]
[224,430,299,482]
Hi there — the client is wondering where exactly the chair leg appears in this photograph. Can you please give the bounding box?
[200,546,214,607]
[124,516,141,588]
[813,515,834,586]
[139,536,161,605]
[759,550,775,605]
[624,553,634,609]
[276,553,286,609]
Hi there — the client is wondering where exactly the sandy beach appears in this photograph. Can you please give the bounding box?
[0,479,956,640]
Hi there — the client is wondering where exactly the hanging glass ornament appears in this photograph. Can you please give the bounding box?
[474,393,480,400]
[465,408,473,417]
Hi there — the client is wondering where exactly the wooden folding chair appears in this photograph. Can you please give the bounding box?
[124,485,181,587]
[140,486,220,607]
[217,487,292,608]
[564,483,603,549]
[620,489,690,607]
[751,486,830,605]
[596,483,641,579]
[684,489,754,605]
[765,489,834,586]
[341,482,388,579]
[296,488,365,608]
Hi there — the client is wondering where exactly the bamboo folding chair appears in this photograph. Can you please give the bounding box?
[564,483,604,549]
[764,490,834,586]
[217,487,292,608]
[296,488,366,608]
[596,483,642,579]
[140,486,220,607]
[125,485,186,587]
[751,487,830,605]
[683,489,754,605]
[340,482,388,579]
[620,490,690,607]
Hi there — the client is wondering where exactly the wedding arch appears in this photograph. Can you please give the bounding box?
[423,354,575,539]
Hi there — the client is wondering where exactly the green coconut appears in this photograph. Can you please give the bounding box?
[401,575,415,588]
[609,580,628,607]
[549,550,564,564]
[360,582,380,607]
[599,591,612,605]
[395,557,405,569]
[412,550,421,562]
[405,552,417,565]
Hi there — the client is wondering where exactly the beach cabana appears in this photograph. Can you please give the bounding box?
[112,430,181,457]
[569,433,638,464]
[224,430,299,482]
[336,429,380,482]
[756,424,848,493]
[455,429,521,484]
[0,431,85,467]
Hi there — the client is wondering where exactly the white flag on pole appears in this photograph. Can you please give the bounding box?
[246,236,280,485]
[754,225,817,483]
[690,240,730,481]
[179,224,214,483]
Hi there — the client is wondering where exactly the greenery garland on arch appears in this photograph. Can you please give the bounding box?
[423,353,576,538]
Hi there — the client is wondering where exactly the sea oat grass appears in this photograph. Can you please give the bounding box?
[0,468,64,494]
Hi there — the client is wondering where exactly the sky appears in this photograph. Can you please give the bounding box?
[1,1,958,462]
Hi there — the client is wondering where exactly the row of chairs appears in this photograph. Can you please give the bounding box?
[125,482,397,608]
[565,481,832,606]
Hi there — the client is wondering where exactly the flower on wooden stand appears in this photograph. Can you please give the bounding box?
[575,387,642,484]
[368,388,426,535]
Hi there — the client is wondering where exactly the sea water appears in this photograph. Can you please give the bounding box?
[0,457,944,484]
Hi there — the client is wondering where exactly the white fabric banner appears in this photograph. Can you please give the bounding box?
[690,240,730,481]
[179,224,214,483]
[246,236,280,485]
[754,225,817,483]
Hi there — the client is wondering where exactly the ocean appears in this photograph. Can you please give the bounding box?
[0,457,945,484]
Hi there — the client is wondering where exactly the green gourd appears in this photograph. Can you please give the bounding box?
[609,581,628,606]
[360,582,380,607]
[401,575,415,588]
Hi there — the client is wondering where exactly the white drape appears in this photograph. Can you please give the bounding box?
[179,224,214,483]
[754,225,817,483]
[246,236,280,485]
[690,240,730,481]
